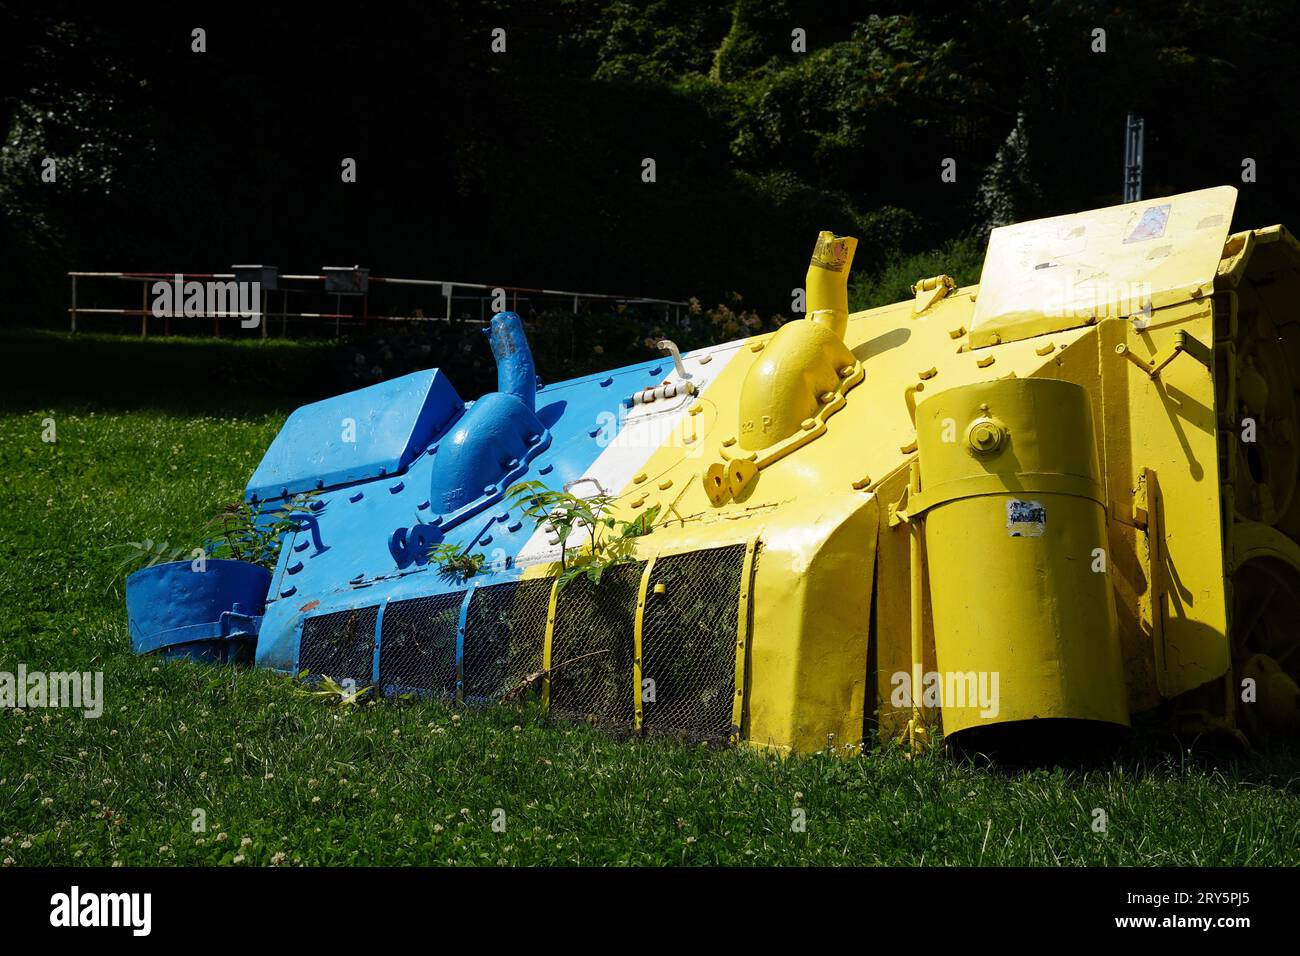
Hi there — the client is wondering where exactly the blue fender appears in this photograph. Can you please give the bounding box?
[126,559,270,664]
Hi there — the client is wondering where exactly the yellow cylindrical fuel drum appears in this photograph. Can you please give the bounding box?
[913,377,1129,737]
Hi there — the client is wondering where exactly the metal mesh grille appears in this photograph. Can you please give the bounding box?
[298,606,377,686]
[547,562,643,728]
[378,593,461,699]
[295,547,747,742]
[640,545,746,742]
[462,579,552,703]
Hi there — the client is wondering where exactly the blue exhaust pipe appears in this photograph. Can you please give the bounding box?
[488,312,536,412]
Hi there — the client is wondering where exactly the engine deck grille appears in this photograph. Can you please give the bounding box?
[547,563,644,730]
[292,545,749,744]
[298,606,377,689]
[378,593,460,699]
[641,545,746,742]
[462,579,552,703]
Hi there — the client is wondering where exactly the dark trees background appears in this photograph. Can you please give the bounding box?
[3,0,1299,321]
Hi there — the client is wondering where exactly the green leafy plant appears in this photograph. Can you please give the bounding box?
[505,480,662,588]
[427,542,487,581]
[207,496,316,571]
[107,538,197,590]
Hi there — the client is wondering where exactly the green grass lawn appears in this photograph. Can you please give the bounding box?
[2,329,1299,866]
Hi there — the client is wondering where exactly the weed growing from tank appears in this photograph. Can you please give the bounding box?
[110,494,314,593]
[505,480,661,587]
[206,495,317,571]
[426,542,487,582]
[109,538,199,584]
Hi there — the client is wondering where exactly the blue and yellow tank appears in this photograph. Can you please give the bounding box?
[127,186,1300,753]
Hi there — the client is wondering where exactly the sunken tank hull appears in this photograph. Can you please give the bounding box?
[129,186,1300,753]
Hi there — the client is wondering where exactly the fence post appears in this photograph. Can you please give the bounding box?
[70,274,77,333]
[140,283,148,339]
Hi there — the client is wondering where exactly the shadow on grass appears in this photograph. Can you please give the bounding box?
[943,718,1300,794]
[0,328,340,416]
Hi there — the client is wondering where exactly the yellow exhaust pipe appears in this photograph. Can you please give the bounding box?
[731,232,861,456]
[806,232,857,340]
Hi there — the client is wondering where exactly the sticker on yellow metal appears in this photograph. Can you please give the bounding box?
[1123,204,1170,243]
[1006,499,1046,537]
[969,186,1237,348]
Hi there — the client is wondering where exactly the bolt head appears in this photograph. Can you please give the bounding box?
[967,417,1006,454]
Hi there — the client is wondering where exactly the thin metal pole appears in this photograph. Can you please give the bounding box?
[1123,112,1145,203]
[140,283,148,339]
[70,274,77,332]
